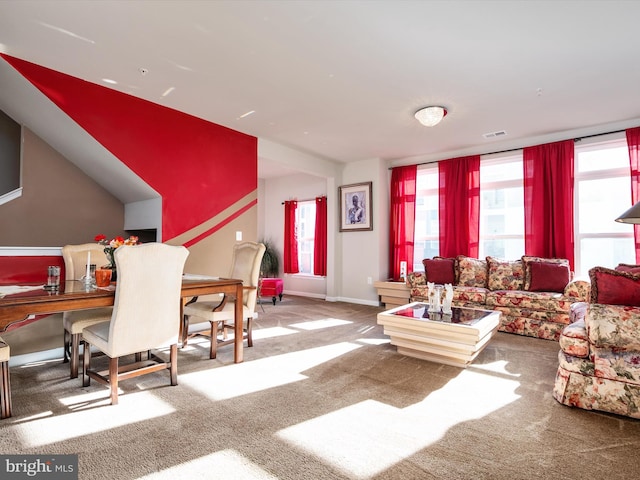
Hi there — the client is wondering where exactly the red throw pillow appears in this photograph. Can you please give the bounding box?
[589,266,640,306]
[615,263,640,274]
[422,258,455,284]
[527,261,570,293]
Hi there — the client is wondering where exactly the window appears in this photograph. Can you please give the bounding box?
[574,137,635,276]
[411,135,635,276]
[413,164,439,270]
[478,155,524,259]
[296,200,316,275]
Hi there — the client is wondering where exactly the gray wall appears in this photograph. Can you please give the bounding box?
[0,128,126,246]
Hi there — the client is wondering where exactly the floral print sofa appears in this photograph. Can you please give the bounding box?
[406,255,591,340]
[554,266,640,418]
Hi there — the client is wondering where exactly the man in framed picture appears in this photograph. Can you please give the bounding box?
[347,193,365,224]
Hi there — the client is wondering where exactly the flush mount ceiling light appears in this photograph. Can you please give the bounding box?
[414,106,447,127]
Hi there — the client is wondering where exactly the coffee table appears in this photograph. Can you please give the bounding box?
[377,302,501,368]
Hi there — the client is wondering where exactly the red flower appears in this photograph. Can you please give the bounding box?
[95,234,140,268]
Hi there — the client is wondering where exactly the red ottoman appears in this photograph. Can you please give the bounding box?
[260,278,284,305]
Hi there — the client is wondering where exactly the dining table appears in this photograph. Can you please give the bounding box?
[0,276,246,363]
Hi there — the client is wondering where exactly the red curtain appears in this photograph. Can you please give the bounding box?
[523,140,575,268]
[626,127,640,262]
[313,196,327,276]
[389,165,417,280]
[283,200,299,274]
[438,156,480,258]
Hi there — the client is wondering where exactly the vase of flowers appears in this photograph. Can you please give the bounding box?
[94,234,140,281]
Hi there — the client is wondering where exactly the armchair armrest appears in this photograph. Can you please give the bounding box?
[563,279,590,302]
[406,272,426,288]
[405,272,429,301]
[587,303,640,349]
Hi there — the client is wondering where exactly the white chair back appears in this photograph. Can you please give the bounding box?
[62,243,109,280]
[108,243,189,357]
[229,242,266,313]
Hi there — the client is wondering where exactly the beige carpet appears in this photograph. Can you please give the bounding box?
[2,296,639,479]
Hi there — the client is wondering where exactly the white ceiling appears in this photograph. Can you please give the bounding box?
[1,0,640,190]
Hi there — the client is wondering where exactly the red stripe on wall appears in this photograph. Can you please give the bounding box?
[0,256,65,285]
[1,54,257,242]
[184,199,258,248]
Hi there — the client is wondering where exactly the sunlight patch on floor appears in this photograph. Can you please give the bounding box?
[288,318,352,330]
[251,326,299,340]
[13,391,175,447]
[59,389,126,410]
[277,368,520,478]
[137,449,278,479]
[181,327,299,355]
[180,342,363,401]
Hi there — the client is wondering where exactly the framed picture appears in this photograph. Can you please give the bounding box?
[339,181,373,231]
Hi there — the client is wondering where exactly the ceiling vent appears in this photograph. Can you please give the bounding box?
[483,130,507,139]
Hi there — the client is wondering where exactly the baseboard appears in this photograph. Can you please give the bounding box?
[282,290,326,299]
[283,291,380,307]
[9,347,64,367]
[335,296,381,307]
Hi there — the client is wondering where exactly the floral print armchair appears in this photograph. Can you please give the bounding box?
[553,302,640,419]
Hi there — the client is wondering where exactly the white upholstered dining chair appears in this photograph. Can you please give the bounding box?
[62,243,113,378]
[183,241,265,359]
[82,242,189,405]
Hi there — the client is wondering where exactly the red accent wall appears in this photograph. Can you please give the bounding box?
[1,54,257,242]
[0,256,65,284]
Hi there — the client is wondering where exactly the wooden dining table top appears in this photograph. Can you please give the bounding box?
[0,277,242,331]
[1,276,246,363]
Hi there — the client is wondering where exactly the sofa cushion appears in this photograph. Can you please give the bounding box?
[522,256,570,290]
[527,261,570,293]
[485,290,569,313]
[453,286,488,304]
[615,263,640,274]
[587,303,640,350]
[589,266,640,306]
[557,350,594,376]
[486,257,524,291]
[456,256,487,288]
[422,257,456,284]
[559,319,589,358]
[593,348,640,386]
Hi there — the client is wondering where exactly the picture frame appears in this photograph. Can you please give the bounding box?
[339,181,373,232]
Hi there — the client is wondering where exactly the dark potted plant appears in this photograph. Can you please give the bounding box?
[259,238,280,278]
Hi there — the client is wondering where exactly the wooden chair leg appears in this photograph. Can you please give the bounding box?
[70,333,81,379]
[1,360,11,419]
[82,340,91,387]
[170,344,178,385]
[109,357,119,405]
[181,315,189,347]
[209,321,218,359]
[247,317,253,348]
[63,329,70,363]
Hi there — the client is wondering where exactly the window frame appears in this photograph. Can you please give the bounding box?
[294,199,316,276]
[478,153,525,260]
[573,134,635,276]
[413,164,440,270]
